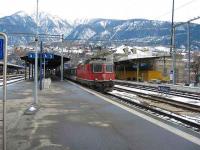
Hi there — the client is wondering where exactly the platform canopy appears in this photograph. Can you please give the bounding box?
[21,52,70,69]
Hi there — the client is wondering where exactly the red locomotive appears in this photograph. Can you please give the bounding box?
[65,57,115,91]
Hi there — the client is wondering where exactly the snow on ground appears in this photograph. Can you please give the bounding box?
[110,90,141,104]
[110,87,200,125]
[154,46,170,52]
[114,45,158,62]
[155,107,200,124]
[114,85,200,106]
[115,45,130,54]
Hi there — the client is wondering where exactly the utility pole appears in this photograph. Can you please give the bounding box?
[171,0,176,84]
[172,16,200,85]
[163,55,166,76]
[170,0,175,56]
[187,22,191,85]
[172,26,176,84]
[61,34,64,81]
[43,54,45,79]
[137,61,139,82]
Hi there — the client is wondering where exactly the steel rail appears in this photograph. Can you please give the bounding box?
[115,81,200,101]
[106,92,200,129]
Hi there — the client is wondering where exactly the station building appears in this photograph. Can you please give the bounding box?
[113,46,191,83]
[114,56,165,82]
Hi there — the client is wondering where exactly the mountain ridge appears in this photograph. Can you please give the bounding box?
[0,11,200,50]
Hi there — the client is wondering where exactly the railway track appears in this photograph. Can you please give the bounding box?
[115,81,200,101]
[107,87,200,131]
[0,74,25,85]
[113,86,200,112]
[0,74,24,79]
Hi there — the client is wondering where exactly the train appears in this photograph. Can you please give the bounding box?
[65,57,115,91]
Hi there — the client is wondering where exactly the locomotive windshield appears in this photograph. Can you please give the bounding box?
[93,64,103,72]
[106,65,113,72]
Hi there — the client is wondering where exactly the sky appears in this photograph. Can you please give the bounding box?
[0,0,200,22]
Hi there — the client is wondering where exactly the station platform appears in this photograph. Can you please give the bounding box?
[0,80,200,150]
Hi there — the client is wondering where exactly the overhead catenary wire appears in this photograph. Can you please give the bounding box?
[5,28,194,47]
[156,0,198,20]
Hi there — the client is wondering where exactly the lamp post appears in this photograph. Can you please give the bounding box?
[187,22,191,85]
[34,0,39,105]
[27,0,39,112]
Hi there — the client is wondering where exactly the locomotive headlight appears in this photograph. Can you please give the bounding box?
[110,78,112,80]
[95,78,98,81]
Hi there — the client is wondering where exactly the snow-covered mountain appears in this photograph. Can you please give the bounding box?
[31,11,72,35]
[1,11,200,50]
[0,11,73,45]
[66,18,200,50]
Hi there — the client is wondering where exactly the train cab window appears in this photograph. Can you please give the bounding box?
[93,64,103,73]
[106,65,113,72]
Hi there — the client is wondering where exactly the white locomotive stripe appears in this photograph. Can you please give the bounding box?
[76,77,111,82]
[68,80,200,146]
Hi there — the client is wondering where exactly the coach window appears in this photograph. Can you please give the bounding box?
[93,64,102,72]
[106,64,113,72]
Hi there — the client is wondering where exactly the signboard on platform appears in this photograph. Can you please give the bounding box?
[170,70,173,81]
[28,52,54,59]
[0,39,4,59]
[158,86,170,94]
[43,53,54,59]
[28,52,36,59]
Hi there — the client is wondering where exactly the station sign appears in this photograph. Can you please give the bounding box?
[0,39,4,59]
[64,63,71,69]
[158,86,170,94]
[170,70,173,81]
[43,53,54,59]
[28,52,36,59]
[28,52,54,59]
